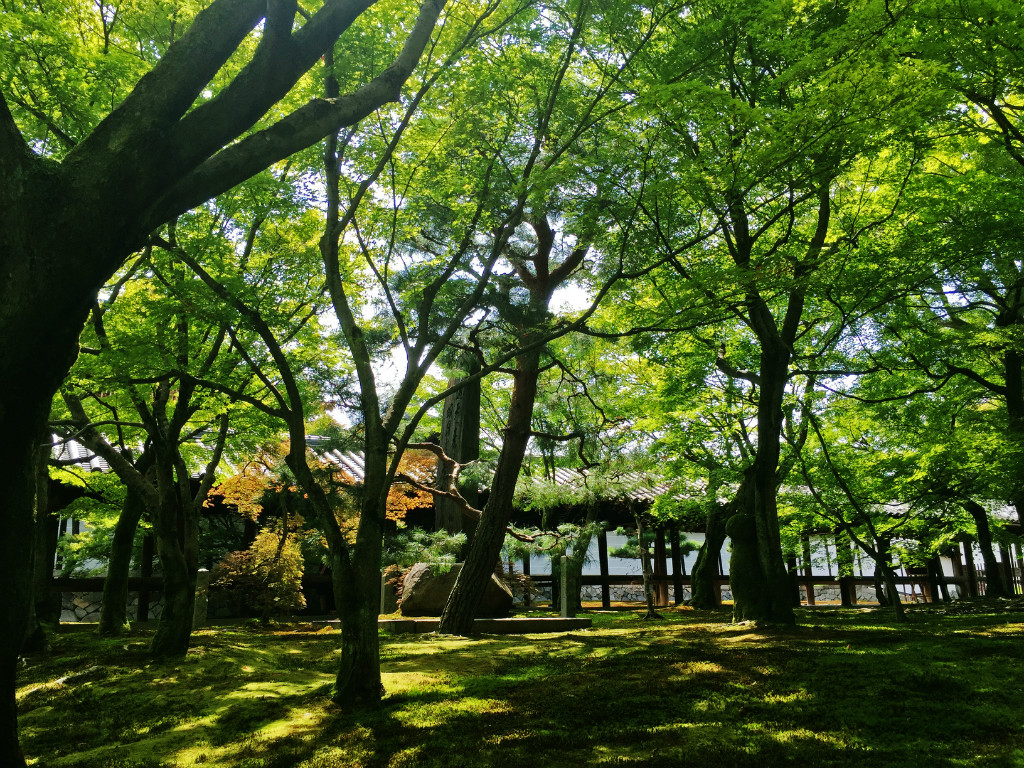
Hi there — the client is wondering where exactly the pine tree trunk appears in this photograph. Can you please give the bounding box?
[100,485,147,636]
[439,346,542,635]
[563,509,597,611]
[636,514,662,620]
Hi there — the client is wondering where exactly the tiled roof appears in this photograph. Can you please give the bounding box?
[51,437,111,473]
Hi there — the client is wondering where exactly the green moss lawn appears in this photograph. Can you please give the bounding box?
[16,603,1024,767]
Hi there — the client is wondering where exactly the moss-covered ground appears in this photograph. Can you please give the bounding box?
[16,602,1024,767]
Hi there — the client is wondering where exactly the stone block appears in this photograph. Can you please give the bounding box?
[400,563,513,618]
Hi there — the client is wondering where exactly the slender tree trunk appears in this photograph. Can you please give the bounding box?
[878,559,905,622]
[693,472,755,609]
[563,508,597,611]
[963,500,1009,598]
[284,436,386,707]
[690,504,729,609]
[873,563,889,607]
[439,346,542,635]
[100,484,148,635]
[32,491,61,628]
[635,513,662,620]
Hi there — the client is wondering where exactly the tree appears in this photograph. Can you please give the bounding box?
[613,0,932,623]
[0,0,446,759]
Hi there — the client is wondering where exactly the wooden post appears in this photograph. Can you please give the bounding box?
[1015,541,1024,595]
[999,545,1014,595]
[949,547,966,599]
[597,529,611,609]
[836,535,853,607]
[560,555,575,618]
[137,533,154,621]
[787,554,801,607]
[670,524,684,605]
[963,540,980,598]
[193,568,210,628]
[522,556,531,608]
[802,535,815,605]
[716,550,724,604]
[653,528,668,607]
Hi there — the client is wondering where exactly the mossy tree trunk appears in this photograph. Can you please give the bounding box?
[24,436,56,654]
[150,441,201,659]
[692,472,755,609]
[690,506,727,609]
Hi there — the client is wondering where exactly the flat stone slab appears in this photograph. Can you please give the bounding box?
[377,616,592,635]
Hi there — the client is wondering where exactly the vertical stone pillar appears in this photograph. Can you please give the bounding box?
[963,540,980,598]
[670,525,684,606]
[597,530,611,609]
[192,568,210,629]
[560,555,575,618]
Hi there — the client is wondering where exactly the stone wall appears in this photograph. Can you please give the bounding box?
[524,583,892,606]
[60,591,165,623]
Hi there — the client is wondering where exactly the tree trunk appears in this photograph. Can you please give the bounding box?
[328,434,388,706]
[0,386,55,767]
[878,559,905,622]
[744,342,797,625]
[100,484,148,636]
[693,472,755,609]
[563,509,598,611]
[32,500,61,628]
[330,542,383,706]
[439,345,542,635]
[635,513,663,620]
[963,500,1009,598]
[690,503,729,609]
[150,451,199,659]
[23,437,55,653]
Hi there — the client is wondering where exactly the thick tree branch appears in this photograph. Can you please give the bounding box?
[150,0,446,226]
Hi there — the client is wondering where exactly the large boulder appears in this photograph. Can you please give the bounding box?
[400,563,513,617]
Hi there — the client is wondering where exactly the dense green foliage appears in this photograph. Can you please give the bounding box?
[5,0,1024,762]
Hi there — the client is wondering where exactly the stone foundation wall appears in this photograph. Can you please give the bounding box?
[522,582,892,605]
[61,591,165,623]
